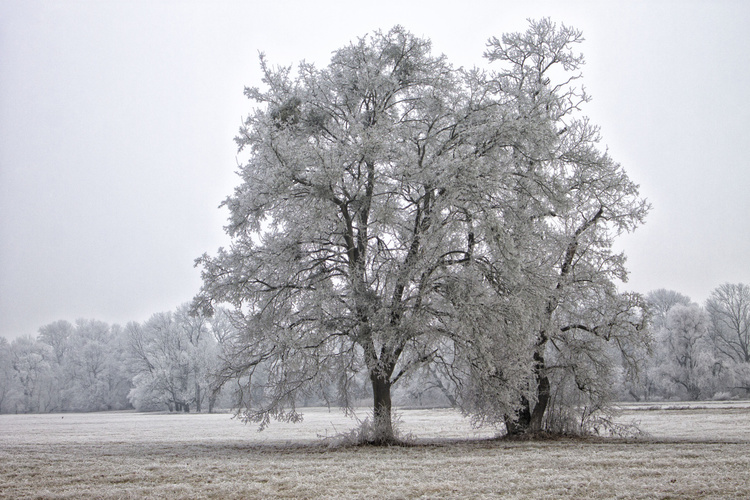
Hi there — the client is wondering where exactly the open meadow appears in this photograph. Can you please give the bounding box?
[1,402,749,499]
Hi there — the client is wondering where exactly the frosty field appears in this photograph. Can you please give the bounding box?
[1,403,749,499]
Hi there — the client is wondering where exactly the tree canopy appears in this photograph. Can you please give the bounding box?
[194,19,650,442]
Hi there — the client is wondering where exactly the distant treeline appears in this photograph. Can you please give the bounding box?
[1,284,749,414]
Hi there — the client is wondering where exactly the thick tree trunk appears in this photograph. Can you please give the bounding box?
[528,371,550,432]
[528,350,550,432]
[505,351,550,436]
[370,371,395,444]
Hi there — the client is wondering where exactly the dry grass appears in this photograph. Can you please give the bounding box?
[1,403,749,499]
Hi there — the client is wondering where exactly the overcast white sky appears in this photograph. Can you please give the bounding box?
[1,0,749,339]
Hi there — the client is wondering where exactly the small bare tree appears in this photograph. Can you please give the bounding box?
[706,283,750,394]
[707,283,750,363]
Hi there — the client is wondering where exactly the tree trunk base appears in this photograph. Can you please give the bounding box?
[369,370,395,445]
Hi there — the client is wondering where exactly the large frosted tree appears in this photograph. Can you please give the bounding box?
[443,19,650,434]
[195,20,649,441]
[195,26,523,442]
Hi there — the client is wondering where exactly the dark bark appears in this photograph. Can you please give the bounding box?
[528,351,550,432]
[505,350,550,436]
[370,370,395,444]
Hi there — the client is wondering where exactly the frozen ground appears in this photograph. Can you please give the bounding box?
[615,400,750,442]
[1,402,748,499]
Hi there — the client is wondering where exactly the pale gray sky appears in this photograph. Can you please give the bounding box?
[1,0,749,338]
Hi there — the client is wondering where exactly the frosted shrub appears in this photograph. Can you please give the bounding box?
[324,411,412,446]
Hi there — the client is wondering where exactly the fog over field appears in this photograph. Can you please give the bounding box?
[3,4,750,453]
[1,1,749,338]
[2,5,750,496]
[1,404,749,499]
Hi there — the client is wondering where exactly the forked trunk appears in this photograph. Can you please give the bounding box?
[505,351,550,436]
[528,369,550,432]
[370,371,395,444]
